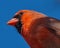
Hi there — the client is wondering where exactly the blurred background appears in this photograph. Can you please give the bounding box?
[0,0,60,48]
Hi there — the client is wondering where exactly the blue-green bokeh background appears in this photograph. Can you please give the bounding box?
[0,0,60,48]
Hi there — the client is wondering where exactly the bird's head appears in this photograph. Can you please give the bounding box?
[7,10,46,33]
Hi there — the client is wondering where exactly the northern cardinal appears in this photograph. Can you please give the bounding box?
[7,10,60,48]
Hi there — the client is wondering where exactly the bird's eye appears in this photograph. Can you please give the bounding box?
[19,12,24,15]
[13,12,23,18]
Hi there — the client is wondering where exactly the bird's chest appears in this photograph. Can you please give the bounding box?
[21,30,44,48]
[21,26,60,48]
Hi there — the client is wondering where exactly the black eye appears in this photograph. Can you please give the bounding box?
[19,12,23,15]
[13,12,23,18]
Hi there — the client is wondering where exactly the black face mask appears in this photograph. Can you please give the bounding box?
[14,12,23,33]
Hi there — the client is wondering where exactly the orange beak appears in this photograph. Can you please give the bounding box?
[7,18,19,26]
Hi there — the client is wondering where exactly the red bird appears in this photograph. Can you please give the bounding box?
[7,10,60,48]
